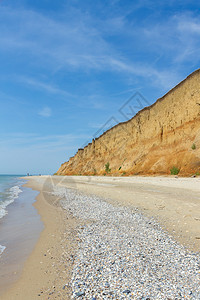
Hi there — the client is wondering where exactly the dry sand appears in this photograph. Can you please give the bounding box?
[1,175,200,299]
[55,175,200,252]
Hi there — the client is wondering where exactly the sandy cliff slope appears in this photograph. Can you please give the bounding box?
[57,69,200,176]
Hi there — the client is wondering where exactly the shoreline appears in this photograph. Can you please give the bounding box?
[1,175,200,298]
[1,177,78,299]
[0,185,43,296]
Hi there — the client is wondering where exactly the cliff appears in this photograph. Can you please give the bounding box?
[57,69,200,176]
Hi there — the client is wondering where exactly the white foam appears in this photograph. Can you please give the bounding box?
[0,185,22,219]
[9,185,22,200]
[0,245,6,256]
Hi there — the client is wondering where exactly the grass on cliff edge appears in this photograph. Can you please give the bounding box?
[170,166,180,175]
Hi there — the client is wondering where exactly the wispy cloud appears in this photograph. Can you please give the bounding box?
[0,5,185,90]
[18,76,74,98]
[0,6,112,71]
[142,12,200,66]
[177,17,200,34]
[0,132,90,150]
[107,58,180,89]
[38,106,52,118]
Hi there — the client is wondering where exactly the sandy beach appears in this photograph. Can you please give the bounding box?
[1,175,200,299]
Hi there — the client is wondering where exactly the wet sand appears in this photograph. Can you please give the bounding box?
[1,175,200,299]
[1,178,79,299]
[0,187,43,296]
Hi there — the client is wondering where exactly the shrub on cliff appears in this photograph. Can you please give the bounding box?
[170,166,180,175]
[105,162,111,173]
[191,143,196,150]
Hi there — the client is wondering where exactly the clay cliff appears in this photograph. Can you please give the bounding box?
[57,69,200,176]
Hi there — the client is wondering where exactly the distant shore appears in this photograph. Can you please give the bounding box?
[2,175,200,299]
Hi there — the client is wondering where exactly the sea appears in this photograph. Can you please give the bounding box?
[0,175,24,256]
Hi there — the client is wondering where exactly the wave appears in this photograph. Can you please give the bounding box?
[0,245,6,257]
[0,185,22,219]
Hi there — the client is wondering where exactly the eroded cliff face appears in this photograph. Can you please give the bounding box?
[57,69,200,176]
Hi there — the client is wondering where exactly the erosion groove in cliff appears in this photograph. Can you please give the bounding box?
[57,69,200,176]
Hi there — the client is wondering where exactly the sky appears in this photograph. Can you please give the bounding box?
[0,0,200,174]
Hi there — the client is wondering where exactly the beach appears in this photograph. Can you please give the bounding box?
[1,175,200,299]
[2,1,200,299]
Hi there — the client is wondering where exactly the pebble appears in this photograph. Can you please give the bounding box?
[76,291,85,297]
[53,187,200,299]
[123,289,131,294]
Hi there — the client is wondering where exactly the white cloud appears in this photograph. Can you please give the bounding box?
[38,107,52,118]
[177,18,200,34]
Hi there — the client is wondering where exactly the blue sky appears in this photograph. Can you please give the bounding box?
[0,0,200,174]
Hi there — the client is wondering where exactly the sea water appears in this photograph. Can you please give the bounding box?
[0,175,24,256]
